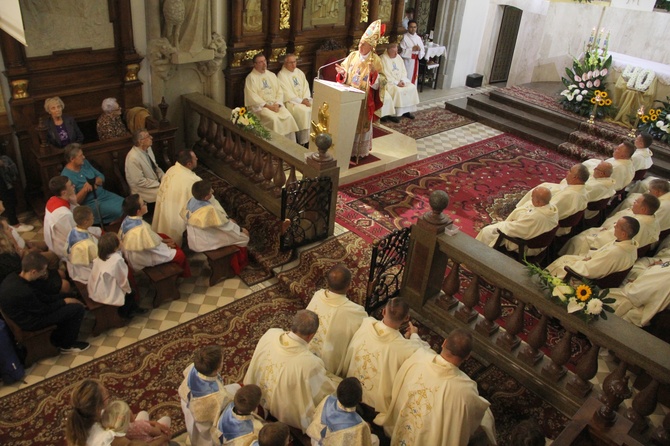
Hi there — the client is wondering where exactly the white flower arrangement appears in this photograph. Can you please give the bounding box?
[560,45,614,118]
[231,106,271,140]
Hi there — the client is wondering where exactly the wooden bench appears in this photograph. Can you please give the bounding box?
[203,246,240,286]
[74,281,126,336]
[0,308,59,367]
[143,263,184,307]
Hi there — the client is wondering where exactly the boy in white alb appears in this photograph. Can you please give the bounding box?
[65,206,99,283]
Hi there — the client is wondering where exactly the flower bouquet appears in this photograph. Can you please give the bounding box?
[231,106,271,140]
[637,97,670,144]
[525,261,615,322]
[560,48,615,119]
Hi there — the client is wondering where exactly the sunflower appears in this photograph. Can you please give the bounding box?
[594,90,601,96]
[590,97,597,104]
[239,107,247,115]
[605,99,612,106]
[641,116,649,123]
[651,115,658,121]
[600,91,608,99]
[598,100,605,106]
[576,284,592,301]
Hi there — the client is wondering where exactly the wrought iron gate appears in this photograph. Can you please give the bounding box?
[280,177,333,250]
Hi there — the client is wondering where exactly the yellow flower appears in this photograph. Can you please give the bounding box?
[657,108,663,114]
[651,115,658,121]
[600,91,608,99]
[576,285,592,301]
[598,100,605,106]
[594,90,601,95]
[240,107,247,115]
[641,116,649,123]
[605,99,612,106]
[590,97,597,104]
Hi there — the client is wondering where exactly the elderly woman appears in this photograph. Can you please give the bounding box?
[96,97,129,141]
[61,143,124,225]
[44,96,84,148]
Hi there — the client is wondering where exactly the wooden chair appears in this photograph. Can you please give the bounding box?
[564,265,633,289]
[0,308,59,367]
[550,210,585,262]
[637,243,652,259]
[203,246,240,286]
[493,226,559,266]
[582,197,611,229]
[74,281,125,336]
[143,263,184,307]
[632,168,648,183]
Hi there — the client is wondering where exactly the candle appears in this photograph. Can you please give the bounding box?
[589,27,595,45]
[638,106,645,116]
[603,31,609,50]
[429,30,434,40]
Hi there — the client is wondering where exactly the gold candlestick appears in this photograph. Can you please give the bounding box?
[587,93,602,125]
[628,106,644,138]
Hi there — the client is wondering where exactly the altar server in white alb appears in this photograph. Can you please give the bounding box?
[399,20,425,85]
[379,43,420,122]
[277,53,312,145]
[65,206,99,284]
[245,53,299,141]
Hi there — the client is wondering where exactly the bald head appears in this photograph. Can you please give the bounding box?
[593,161,613,179]
[531,187,552,207]
[441,328,473,366]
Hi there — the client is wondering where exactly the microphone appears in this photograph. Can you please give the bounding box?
[316,56,347,81]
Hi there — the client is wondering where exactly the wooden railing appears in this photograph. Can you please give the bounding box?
[181,93,339,237]
[400,199,670,444]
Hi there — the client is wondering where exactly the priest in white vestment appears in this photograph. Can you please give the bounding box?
[547,216,639,280]
[376,329,496,446]
[583,161,616,220]
[342,298,428,415]
[277,54,312,145]
[399,20,425,84]
[243,310,341,432]
[560,194,660,257]
[476,187,558,255]
[632,132,654,172]
[609,240,670,327]
[306,265,367,377]
[610,179,670,232]
[244,53,299,142]
[379,43,419,122]
[582,142,636,191]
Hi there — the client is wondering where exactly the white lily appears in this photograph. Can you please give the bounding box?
[552,285,573,302]
[567,297,585,313]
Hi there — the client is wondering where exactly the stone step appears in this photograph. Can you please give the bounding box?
[567,131,618,157]
[489,89,579,128]
[444,97,565,151]
[556,142,603,162]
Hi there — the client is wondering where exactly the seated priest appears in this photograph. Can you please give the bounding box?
[610,179,670,233]
[277,53,312,146]
[119,194,191,277]
[583,161,616,220]
[379,43,420,123]
[475,186,558,255]
[560,193,660,257]
[181,180,249,275]
[608,237,670,327]
[632,132,653,173]
[582,141,636,191]
[244,53,299,142]
[547,216,639,280]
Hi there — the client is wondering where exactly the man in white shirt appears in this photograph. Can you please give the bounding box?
[379,43,420,123]
[125,129,165,216]
[244,53,299,142]
[399,20,425,85]
[277,53,312,146]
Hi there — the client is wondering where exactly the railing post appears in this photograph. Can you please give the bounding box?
[625,379,659,433]
[475,286,502,336]
[567,343,601,398]
[439,261,460,310]
[496,300,524,351]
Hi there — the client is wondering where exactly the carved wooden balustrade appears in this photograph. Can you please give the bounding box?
[400,208,670,443]
[181,93,339,237]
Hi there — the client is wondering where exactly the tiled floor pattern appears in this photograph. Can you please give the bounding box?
[2,84,668,440]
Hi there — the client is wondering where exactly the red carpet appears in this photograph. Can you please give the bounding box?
[378,107,473,139]
[337,134,575,243]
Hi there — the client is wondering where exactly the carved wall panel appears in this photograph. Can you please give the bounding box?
[243,0,264,33]
[304,0,346,27]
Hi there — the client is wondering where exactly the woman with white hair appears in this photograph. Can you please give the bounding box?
[44,96,84,148]
[96,97,129,141]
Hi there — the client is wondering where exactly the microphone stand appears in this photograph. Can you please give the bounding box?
[315,56,348,81]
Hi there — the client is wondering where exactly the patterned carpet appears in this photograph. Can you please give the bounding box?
[375,107,473,139]
[495,85,577,118]
[337,133,574,242]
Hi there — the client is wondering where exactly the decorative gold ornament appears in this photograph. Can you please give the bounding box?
[279,0,291,30]
[244,49,264,61]
[360,1,369,23]
[125,64,140,81]
[10,79,29,99]
[350,38,360,52]
[270,47,286,63]
[396,35,403,44]
[378,36,389,45]
[232,52,245,67]
[294,45,304,58]
[311,102,330,139]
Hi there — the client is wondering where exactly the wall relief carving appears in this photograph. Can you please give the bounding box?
[244,0,263,33]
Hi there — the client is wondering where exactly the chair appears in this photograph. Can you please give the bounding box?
[637,243,652,259]
[143,262,184,307]
[582,197,611,229]
[549,210,585,262]
[606,188,626,212]
[493,226,559,266]
[632,169,648,182]
[564,265,633,289]
[74,281,126,336]
[0,308,59,367]
[203,245,240,286]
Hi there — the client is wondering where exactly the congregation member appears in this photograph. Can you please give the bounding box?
[560,193,660,257]
[100,399,171,445]
[582,141,636,191]
[277,53,312,146]
[610,178,670,232]
[44,96,84,148]
[379,43,420,122]
[475,186,558,255]
[335,20,385,161]
[120,194,191,277]
[212,384,264,446]
[306,264,367,376]
[61,143,124,225]
[399,20,425,85]
[307,377,379,446]
[0,251,89,353]
[153,149,202,246]
[88,233,146,318]
[547,216,639,280]
[609,239,670,327]
[244,310,341,432]
[583,161,617,220]
[182,180,249,274]
[125,129,165,214]
[65,206,99,284]
[375,329,495,446]
[515,164,589,235]
[96,97,129,141]
[244,53,299,141]
[343,297,427,416]
[179,345,234,446]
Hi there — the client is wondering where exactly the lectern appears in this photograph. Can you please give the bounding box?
[310,79,365,172]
